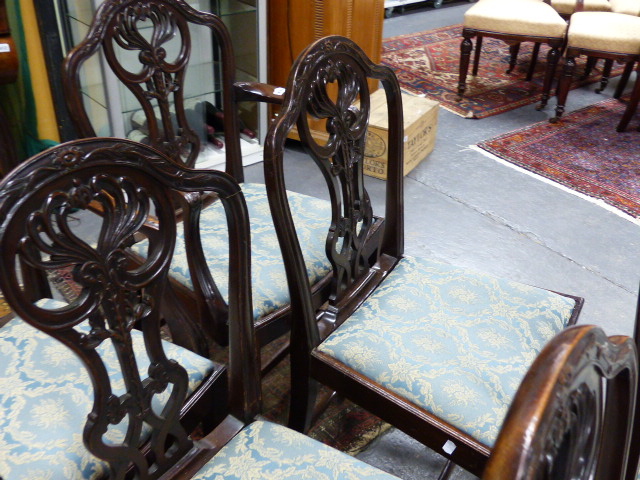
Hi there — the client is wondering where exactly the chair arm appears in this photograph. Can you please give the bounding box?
[234,82,285,104]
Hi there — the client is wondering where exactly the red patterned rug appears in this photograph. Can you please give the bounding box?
[382,25,623,119]
[477,98,640,218]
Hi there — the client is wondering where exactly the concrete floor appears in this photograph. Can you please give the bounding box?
[246,1,640,479]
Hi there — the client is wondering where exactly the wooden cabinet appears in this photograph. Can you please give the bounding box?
[267,0,385,138]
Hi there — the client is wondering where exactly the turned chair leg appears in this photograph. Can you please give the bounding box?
[551,54,577,121]
[472,35,483,76]
[457,32,474,100]
[538,44,561,110]
[617,64,640,132]
[614,60,635,99]
[507,42,520,74]
[526,42,541,81]
[595,58,613,93]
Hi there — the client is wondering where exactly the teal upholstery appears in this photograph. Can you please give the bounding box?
[131,182,333,320]
[193,420,401,480]
[317,255,577,447]
[0,299,215,480]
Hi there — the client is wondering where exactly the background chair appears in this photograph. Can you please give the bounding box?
[551,11,640,131]
[483,325,637,480]
[0,137,406,480]
[263,34,584,478]
[63,0,336,365]
[457,0,567,109]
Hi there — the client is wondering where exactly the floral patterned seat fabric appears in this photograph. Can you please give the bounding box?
[0,300,215,480]
[317,255,577,447]
[192,420,401,480]
[131,183,333,320]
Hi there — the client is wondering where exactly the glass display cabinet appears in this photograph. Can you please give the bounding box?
[52,0,267,168]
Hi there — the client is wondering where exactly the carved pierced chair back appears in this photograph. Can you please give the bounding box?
[63,0,244,180]
[263,35,404,343]
[0,138,259,479]
[484,325,637,480]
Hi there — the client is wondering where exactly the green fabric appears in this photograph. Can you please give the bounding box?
[0,2,57,164]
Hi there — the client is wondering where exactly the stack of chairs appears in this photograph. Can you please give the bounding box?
[0,2,639,478]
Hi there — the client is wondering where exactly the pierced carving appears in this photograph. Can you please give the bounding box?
[294,43,374,300]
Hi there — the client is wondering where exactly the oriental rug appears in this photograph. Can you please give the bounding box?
[48,266,389,455]
[382,25,623,119]
[477,98,640,219]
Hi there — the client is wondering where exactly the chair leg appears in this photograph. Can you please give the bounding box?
[287,348,319,433]
[614,60,635,99]
[437,459,455,480]
[550,54,577,121]
[507,42,520,74]
[580,55,598,80]
[538,44,561,110]
[457,33,474,100]
[617,65,640,132]
[595,58,614,94]
[472,35,483,76]
[526,42,541,81]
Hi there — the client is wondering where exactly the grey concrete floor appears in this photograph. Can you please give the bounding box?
[247,1,640,479]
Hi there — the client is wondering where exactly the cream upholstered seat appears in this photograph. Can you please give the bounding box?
[458,0,567,109]
[552,11,640,131]
[610,0,640,15]
[551,0,612,16]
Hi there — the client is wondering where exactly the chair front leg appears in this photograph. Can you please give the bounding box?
[617,64,640,132]
[457,31,474,100]
[551,52,577,121]
[614,60,635,99]
[538,42,562,110]
[595,58,613,94]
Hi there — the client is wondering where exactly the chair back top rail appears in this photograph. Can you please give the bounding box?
[483,325,637,480]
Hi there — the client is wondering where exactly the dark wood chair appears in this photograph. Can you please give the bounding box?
[551,11,640,130]
[457,0,568,110]
[263,34,584,478]
[0,137,405,480]
[483,324,637,480]
[62,0,335,365]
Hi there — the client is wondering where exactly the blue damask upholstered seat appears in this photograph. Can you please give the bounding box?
[131,183,332,320]
[192,420,400,479]
[316,255,576,447]
[0,300,215,480]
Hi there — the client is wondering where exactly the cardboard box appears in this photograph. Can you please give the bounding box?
[364,90,439,180]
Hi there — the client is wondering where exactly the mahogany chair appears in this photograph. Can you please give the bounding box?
[62,0,335,363]
[264,34,584,478]
[551,11,640,131]
[0,137,408,480]
[457,0,568,110]
[483,325,637,480]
